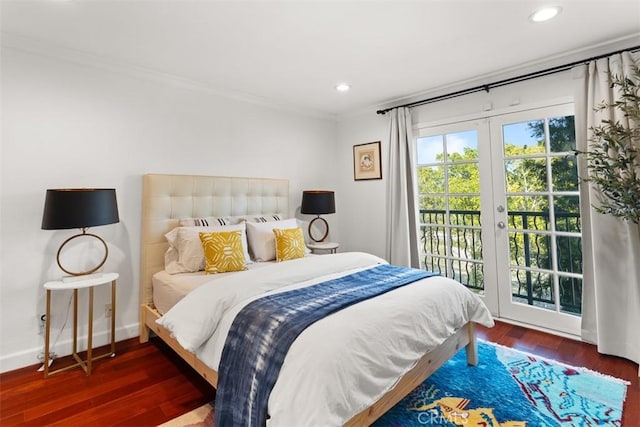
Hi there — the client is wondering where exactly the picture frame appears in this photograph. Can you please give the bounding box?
[353,141,382,181]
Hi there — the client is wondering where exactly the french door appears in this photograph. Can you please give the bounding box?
[415,120,499,315]
[415,103,583,336]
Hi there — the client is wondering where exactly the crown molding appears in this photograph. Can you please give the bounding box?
[1,31,337,122]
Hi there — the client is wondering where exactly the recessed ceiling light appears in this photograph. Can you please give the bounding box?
[335,83,350,92]
[530,6,562,22]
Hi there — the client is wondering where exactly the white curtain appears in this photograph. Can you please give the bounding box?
[574,51,640,367]
[386,107,420,268]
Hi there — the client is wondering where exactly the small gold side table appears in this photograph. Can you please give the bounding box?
[43,272,118,377]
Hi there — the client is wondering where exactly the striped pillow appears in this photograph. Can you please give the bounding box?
[179,216,236,227]
[244,214,284,223]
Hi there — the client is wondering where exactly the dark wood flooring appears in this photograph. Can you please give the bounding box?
[1,321,638,426]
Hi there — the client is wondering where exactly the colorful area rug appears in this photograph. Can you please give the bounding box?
[160,341,628,426]
[375,341,628,426]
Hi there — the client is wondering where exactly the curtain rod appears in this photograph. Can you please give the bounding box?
[376,45,640,115]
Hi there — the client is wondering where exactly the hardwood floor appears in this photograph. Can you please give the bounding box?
[1,321,638,426]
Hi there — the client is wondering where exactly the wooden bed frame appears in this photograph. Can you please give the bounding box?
[139,173,479,426]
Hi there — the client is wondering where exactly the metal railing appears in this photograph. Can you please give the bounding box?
[419,209,582,314]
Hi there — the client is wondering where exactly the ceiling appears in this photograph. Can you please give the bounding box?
[1,1,639,118]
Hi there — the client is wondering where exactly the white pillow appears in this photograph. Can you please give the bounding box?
[164,246,182,273]
[246,218,299,262]
[164,223,251,274]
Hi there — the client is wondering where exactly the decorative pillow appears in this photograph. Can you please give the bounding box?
[179,216,237,227]
[274,227,306,262]
[245,218,299,262]
[199,230,248,274]
[244,213,284,223]
[164,223,251,273]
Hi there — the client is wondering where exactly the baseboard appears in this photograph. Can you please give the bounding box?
[495,317,582,341]
[0,323,139,374]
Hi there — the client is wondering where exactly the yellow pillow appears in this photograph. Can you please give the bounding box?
[273,227,306,262]
[199,230,248,274]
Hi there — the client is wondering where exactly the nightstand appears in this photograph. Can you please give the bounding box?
[307,241,339,254]
[43,272,118,377]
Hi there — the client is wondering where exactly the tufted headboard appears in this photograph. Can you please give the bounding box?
[139,174,289,307]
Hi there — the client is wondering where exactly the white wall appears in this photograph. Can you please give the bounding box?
[0,46,338,372]
[335,112,389,258]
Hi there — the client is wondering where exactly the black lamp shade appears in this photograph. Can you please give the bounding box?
[41,188,120,230]
[301,190,335,215]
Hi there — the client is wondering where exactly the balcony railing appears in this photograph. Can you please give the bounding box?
[419,209,582,314]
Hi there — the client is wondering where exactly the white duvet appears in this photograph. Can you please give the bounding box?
[157,252,494,426]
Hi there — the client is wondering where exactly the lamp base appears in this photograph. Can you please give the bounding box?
[308,216,329,243]
[56,231,109,277]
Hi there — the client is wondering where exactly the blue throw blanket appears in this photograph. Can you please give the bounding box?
[214,263,436,426]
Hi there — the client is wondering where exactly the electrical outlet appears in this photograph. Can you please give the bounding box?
[105,304,112,318]
[38,314,46,335]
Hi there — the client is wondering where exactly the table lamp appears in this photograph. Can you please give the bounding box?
[41,188,119,277]
[300,190,335,242]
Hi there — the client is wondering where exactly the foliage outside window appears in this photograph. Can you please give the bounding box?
[578,67,640,224]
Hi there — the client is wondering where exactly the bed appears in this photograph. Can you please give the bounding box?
[139,173,494,426]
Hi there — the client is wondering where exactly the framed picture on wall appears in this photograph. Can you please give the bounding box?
[353,141,382,181]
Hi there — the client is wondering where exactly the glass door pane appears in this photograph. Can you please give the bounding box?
[491,105,583,335]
